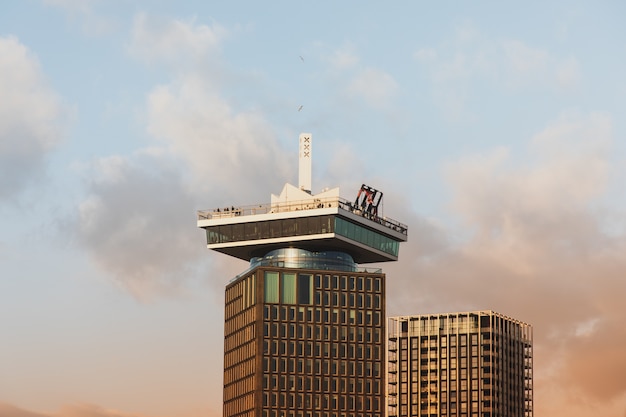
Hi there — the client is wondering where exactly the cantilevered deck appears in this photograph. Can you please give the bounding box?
[197,195,408,264]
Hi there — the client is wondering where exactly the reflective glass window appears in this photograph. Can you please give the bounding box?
[264,271,279,303]
[282,272,296,304]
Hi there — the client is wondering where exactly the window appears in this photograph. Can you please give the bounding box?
[298,274,313,304]
[282,272,296,304]
[265,271,279,303]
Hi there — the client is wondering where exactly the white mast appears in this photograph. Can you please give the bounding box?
[298,133,312,194]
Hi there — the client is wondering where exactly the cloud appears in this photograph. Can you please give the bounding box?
[346,68,398,109]
[319,44,398,111]
[0,36,66,202]
[145,74,291,201]
[386,111,626,416]
[415,24,582,118]
[71,13,293,299]
[0,402,168,417]
[0,401,48,417]
[42,0,92,13]
[42,0,115,36]
[128,13,225,66]
[500,39,550,75]
[327,43,359,70]
[555,56,581,87]
[500,39,581,88]
[56,404,146,417]
[72,151,207,300]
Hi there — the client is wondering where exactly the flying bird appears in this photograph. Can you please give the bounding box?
[298,105,303,112]
[299,55,304,62]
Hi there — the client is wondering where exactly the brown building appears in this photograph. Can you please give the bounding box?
[198,134,407,417]
[388,311,533,417]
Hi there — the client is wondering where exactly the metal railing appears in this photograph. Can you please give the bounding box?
[198,196,408,236]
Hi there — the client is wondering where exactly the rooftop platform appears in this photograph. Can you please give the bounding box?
[197,195,408,264]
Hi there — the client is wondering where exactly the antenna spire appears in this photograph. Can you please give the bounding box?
[298,133,312,194]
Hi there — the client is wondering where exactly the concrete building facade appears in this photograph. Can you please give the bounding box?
[388,311,532,417]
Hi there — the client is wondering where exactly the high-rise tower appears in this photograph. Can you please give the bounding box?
[388,311,533,417]
[197,134,407,417]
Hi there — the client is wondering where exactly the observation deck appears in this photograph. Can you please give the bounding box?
[197,193,408,264]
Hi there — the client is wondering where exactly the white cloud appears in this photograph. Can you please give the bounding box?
[327,43,359,70]
[444,112,611,250]
[386,111,626,415]
[555,57,581,87]
[0,36,66,201]
[346,68,398,109]
[416,25,583,117]
[42,0,115,36]
[42,0,92,13]
[73,152,206,300]
[414,47,437,62]
[72,13,294,298]
[145,74,291,201]
[500,40,581,89]
[128,13,225,66]
[322,44,398,111]
[574,317,601,337]
[500,39,549,75]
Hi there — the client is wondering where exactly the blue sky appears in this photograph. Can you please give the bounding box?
[1,1,626,417]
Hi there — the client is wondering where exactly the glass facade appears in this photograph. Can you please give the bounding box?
[334,218,399,257]
[388,312,533,417]
[224,273,258,417]
[207,216,334,244]
[205,215,399,258]
[251,249,357,272]
[224,266,387,417]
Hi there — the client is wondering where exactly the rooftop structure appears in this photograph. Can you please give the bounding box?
[197,134,407,265]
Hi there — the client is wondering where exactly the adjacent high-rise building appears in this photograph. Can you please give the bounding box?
[387,311,533,417]
[197,134,408,417]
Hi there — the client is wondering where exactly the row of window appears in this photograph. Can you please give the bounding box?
[224,357,255,386]
[263,271,385,306]
[264,340,383,361]
[225,340,256,369]
[390,368,483,382]
[394,400,483,416]
[262,391,382,412]
[263,374,382,395]
[263,356,382,378]
[225,299,256,330]
[314,274,383,293]
[265,271,314,304]
[264,323,382,343]
[392,360,485,375]
[224,392,254,416]
[225,274,256,309]
[225,323,255,352]
[205,215,400,257]
[263,296,382,321]
[390,347,486,364]
[224,375,255,401]
[262,412,380,417]
[394,334,480,349]
[394,325,531,347]
[394,378,482,394]
[207,215,333,243]
[265,307,382,327]
[335,217,399,256]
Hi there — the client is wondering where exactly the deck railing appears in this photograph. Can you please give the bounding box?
[198,196,408,236]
